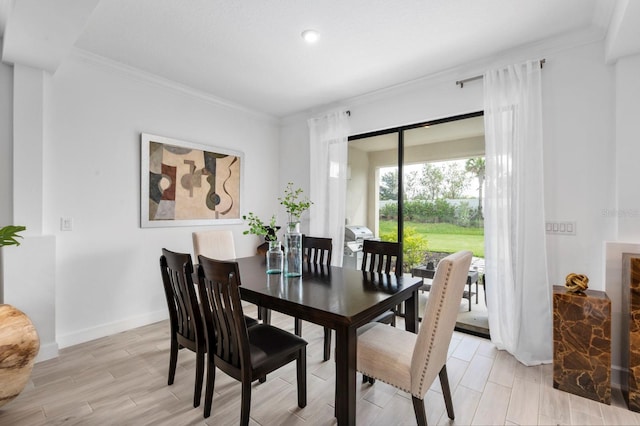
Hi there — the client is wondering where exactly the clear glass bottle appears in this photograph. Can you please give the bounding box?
[266,240,283,274]
[284,222,302,277]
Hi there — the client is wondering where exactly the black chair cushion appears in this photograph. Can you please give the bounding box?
[244,315,259,328]
[248,324,307,369]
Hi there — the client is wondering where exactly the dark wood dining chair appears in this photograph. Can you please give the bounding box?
[358,239,401,383]
[361,239,400,326]
[357,251,473,426]
[361,239,402,277]
[197,255,308,423]
[159,248,206,408]
[296,236,333,360]
[303,235,333,265]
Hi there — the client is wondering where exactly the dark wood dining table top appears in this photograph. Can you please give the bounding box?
[234,255,420,330]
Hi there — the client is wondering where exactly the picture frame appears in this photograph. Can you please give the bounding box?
[140,133,243,228]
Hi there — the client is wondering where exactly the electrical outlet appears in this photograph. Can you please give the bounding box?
[545,221,575,235]
[60,217,73,231]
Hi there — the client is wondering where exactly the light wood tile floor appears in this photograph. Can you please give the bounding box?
[2,306,639,425]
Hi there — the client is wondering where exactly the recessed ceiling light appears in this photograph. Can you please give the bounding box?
[301,29,320,43]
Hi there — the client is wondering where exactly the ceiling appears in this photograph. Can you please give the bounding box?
[2,0,638,118]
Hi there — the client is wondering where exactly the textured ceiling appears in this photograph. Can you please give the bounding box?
[5,0,618,117]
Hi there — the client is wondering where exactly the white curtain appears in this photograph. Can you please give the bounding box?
[483,60,552,365]
[308,110,350,266]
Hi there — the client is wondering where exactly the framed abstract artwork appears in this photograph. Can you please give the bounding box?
[141,133,243,227]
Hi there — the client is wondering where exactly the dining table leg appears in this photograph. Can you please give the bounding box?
[258,306,271,324]
[334,325,357,425]
[405,289,419,333]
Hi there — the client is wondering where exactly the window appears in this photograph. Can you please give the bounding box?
[346,112,485,272]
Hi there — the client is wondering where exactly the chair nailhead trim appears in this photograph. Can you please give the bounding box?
[415,261,453,397]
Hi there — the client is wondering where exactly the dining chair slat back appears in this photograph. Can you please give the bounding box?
[197,255,308,423]
[299,236,333,360]
[159,248,206,408]
[198,258,247,368]
[303,236,332,265]
[361,240,401,276]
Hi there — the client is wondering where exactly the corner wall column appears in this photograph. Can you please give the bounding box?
[3,64,58,361]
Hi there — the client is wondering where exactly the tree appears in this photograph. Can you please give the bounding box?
[465,157,485,219]
[441,162,468,199]
[379,169,398,200]
[419,163,444,200]
[403,169,420,200]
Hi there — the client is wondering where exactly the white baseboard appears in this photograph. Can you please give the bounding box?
[35,341,59,363]
[56,309,168,349]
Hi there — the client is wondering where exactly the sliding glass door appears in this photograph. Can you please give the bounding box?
[345,112,485,274]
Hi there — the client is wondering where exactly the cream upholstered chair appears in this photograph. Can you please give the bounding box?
[357,250,473,426]
[192,229,236,260]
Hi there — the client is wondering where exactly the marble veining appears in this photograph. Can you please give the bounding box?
[553,285,611,404]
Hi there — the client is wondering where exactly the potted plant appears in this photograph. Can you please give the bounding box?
[243,213,282,274]
[278,183,313,277]
[279,182,313,225]
[0,225,40,408]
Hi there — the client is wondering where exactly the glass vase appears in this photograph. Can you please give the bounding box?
[284,222,302,277]
[266,240,283,274]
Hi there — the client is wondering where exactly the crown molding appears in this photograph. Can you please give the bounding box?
[70,48,279,125]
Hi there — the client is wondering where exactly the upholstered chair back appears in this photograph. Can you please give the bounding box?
[410,250,472,398]
[192,229,236,261]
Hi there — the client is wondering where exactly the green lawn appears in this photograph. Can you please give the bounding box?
[379,220,485,258]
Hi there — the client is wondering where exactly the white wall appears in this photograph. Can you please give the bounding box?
[541,42,617,287]
[278,116,312,233]
[615,53,640,241]
[604,52,640,380]
[0,38,12,225]
[44,52,281,347]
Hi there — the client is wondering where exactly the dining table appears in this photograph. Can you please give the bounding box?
[233,255,423,426]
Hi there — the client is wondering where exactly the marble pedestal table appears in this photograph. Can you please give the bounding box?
[553,285,611,404]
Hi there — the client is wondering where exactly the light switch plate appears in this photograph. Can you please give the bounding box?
[545,221,576,235]
[60,217,73,231]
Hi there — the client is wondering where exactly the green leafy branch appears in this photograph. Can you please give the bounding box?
[279,182,313,223]
[242,213,278,241]
[0,225,26,247]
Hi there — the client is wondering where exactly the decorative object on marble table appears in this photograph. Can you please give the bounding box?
[564,272,589,293]
[552,285,611,404]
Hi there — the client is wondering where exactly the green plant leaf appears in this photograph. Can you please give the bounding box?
[278,182,313,223]
[0,225,27,247]
[243,213,278,241]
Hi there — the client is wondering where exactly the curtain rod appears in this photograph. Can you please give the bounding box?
[456,59,546,88]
